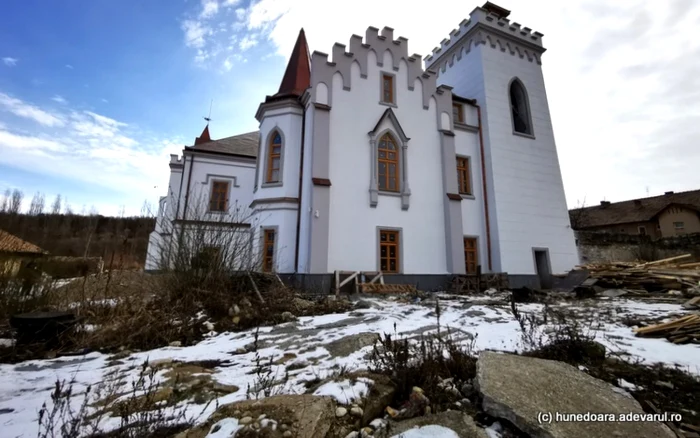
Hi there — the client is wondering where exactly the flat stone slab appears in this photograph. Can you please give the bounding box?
[476,351,676,438]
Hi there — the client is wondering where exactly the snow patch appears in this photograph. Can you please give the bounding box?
[390,425,460,438]
[312,378,373,405]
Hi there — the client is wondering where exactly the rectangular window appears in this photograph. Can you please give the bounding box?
[456,157,471,195]
[464,237,478,274]
[379,229,400,273]
[262,229,276,272]
[674,221,685,230]
[453,103,464,123]
[382,74,394,104]
[638,226,646,236]
[192,246,221,270]
[209,181,230,212]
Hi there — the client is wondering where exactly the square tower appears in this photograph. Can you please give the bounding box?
[426,2,578,281]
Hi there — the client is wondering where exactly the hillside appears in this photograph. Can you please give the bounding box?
[0,212,155,269]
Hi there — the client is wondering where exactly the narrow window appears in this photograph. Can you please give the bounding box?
[509,79,533,135]
[456,157,471,195]
[464,237,478,274]
[638,226,646,236]
[262,229,276,272]
[382,74,394,104]
[379,229,400,273]
[192,246,221,270]
[674,221,685,230]
[266,131,282,183]
[377,133,399,192]
[209,181,230,212]
[452,103,464,123]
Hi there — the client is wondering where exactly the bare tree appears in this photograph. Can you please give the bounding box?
[64,199,73,215]
[569,197,590,230]
[118,205,126,218]
[141,200,154,218]
[0,189,10,212]
[9,189,23,214]
[149,189,260,277]
[51,194,62,215]
[28,192,45,215]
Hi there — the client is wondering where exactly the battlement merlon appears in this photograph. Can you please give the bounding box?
[423,3,545,68]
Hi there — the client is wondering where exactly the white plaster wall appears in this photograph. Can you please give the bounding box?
[297,105,315,273]
[253,109,303,201]
[438,44,578,275]
[254,208,298,273]
[326,50,448,274]
[182,155,256,221]
[454,130,488,271]
[437,45,503,272]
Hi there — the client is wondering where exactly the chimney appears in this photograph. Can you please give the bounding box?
[664,191,674,196]
[634,200,642,207]
[600,201,611,207]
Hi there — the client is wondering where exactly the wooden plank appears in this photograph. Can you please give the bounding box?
[637,254,692,268]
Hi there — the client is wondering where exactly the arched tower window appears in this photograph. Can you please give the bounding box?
[377,133,399,192]
[266,131,282,183]
[509,79,533,136]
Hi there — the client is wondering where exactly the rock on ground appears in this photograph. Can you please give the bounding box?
[325,332,380,358]
[476,351,676,438]
[387,411,488,438]
[181,394,335,438]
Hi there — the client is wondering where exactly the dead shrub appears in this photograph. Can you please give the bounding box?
[368,321,477,412]
[36,360,206,438]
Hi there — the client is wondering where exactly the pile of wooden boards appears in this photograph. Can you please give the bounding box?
[359,283,417,294]
[578,254,700,294]
[634,314,700,344]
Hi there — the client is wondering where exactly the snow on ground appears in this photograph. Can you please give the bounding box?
[312,377,373,404]
[0,294,698,437]
[390,425,460,438]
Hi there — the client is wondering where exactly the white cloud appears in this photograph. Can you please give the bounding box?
[101,98,109,103]
[239,35,257,51]
[223,0,241,6]
[2,57,17,67]
[51,95,67,104]
[223,58,233,71]
[182,20,211,49]
[0,97,183,213]
[65,64,74,69]
[0,93,65,127]
[200,0,219,18]
[235,7,247,20]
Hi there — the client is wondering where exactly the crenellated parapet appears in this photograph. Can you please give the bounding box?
[424,5,545,72]
[310,26,444,110]
[169,154,184,169]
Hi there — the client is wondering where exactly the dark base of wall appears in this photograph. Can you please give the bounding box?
[281,273,541,294]
[144,270,542,293]
[508,275,541,290]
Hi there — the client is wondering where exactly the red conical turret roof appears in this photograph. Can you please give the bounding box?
[274,28,311,98]
[194,124,211,145]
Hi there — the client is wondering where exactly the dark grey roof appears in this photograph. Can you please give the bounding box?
[569,189,700,228]
[188,131,259,157]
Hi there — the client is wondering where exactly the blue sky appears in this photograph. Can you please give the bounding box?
[1,0,699,216]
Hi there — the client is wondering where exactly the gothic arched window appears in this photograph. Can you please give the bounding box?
[377,133,400,192]
[266,131,282,183]
[509,79,533,136]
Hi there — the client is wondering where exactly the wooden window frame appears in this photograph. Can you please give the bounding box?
[377,133,400,193]
[456,156,472,196]
[209,180,230,212]
[453,103,464,124]
[464,237,478,274]
[378,229,400,274]
[381,74,394,104]
[265,131,282,184]
[262,228,276,272]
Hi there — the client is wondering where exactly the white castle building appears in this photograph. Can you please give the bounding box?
[146,2,579,290]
